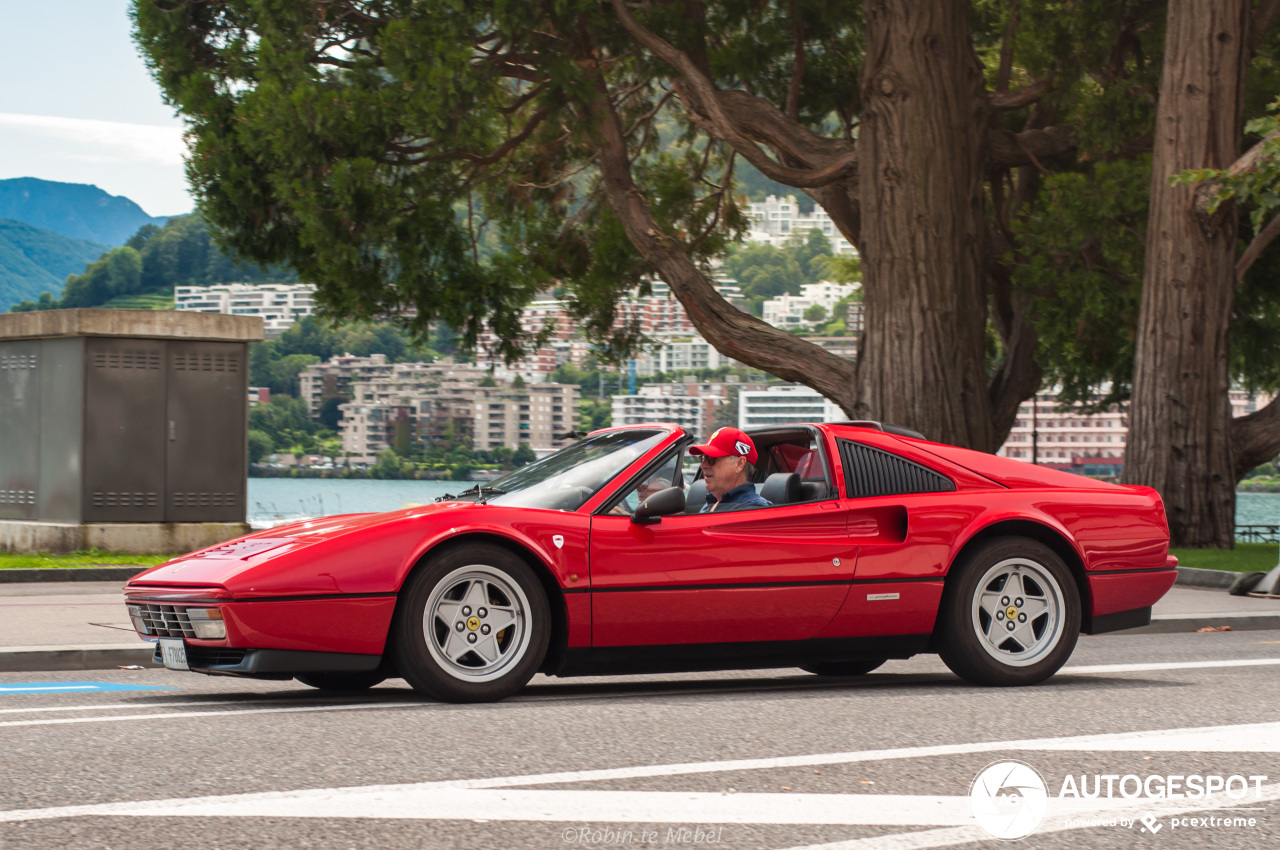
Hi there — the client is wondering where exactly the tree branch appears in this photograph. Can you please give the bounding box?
[607,0,857,188]
[579,49,859,412]
[1237,211,1280,280]
[996,2,1019,93]
[1232,395,1280,479]
[1192,130,1280,222]
[988,80,1052,111]
[987,125,1077,169]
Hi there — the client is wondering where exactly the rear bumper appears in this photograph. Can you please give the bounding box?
[151,643,381,679]
[1083,606,1151,635]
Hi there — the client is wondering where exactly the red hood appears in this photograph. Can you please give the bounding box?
[128,500,477,595]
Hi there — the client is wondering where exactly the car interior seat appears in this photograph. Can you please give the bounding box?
[760,472,801,505]
[684,479,708,513]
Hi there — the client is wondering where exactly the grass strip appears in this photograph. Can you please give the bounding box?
[1170,542,1279,573]
[0,549,177,570]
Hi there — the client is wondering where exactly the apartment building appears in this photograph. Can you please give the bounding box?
[746,195,857,256]
[300,354,484,419]
[471,382,578,453]
[738,385,845,429]
[610,379,763,439]
[174,283,316,335]
[761,281,862,330]
[996,387,1270,476]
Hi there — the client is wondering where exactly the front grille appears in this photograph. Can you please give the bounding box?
[186,647,247,667]
[150,644,246,668]
[133,604,195,638]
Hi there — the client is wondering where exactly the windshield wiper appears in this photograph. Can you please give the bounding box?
[441,484,508,504]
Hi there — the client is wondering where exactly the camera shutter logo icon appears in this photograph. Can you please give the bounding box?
[969,760,1049,840]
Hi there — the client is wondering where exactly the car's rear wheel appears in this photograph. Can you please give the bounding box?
[937,537,1080,686]
[801,658,887,677]
[393,544,550,703]
[294,671,386,692]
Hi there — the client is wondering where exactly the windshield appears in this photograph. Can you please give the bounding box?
[460,430,667,511]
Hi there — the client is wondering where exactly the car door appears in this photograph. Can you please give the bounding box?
[588,447,856,647]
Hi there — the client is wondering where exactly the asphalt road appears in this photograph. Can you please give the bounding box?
[1,630,1279,850]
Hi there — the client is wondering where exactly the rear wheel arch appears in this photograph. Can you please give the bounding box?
[390,532,570,676]
[941,520,1090,635]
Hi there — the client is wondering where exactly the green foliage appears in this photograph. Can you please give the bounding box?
[248,393,333,455]
[247,429,274,465]
[1174,99,1280,228]
[512,442,537,467]
[720,233,833,315]
[249,316,438,394]
[1011,158,1151,409]
[576,398,612,432]
[803,304,828,323]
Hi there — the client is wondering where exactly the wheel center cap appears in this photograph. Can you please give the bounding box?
[467,616,481,631]
[1006,606,1018,619]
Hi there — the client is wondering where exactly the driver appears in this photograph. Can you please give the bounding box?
[689,428,771,513]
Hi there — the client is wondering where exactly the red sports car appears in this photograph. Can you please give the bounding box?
[123,422,1176,702]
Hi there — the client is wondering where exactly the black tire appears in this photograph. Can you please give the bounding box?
[936,537,1080,686]
[801,658,887,677]
[295,671,387,692]
[392,543,550,703]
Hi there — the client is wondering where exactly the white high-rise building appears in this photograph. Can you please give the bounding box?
[762,281,861,330]
[175,283,316,336]
[738,385,845,429]
[746,195,857,256]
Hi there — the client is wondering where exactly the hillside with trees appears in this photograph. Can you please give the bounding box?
[9,212,298,312]
[0,218,107,311]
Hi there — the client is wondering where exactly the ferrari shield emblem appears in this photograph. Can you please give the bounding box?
[552,535,565,549]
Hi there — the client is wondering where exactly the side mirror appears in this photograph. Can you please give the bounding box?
[631,486,686,524]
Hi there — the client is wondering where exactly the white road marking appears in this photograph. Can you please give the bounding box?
[0,698,385,716]
[3,719,1280,824]
[0,686,95,692]
[0,656,1270,727]
[1060,657,1280,675]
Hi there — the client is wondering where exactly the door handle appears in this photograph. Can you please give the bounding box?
[169,420,176,441]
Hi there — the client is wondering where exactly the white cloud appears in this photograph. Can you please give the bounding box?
[0,112,188,166]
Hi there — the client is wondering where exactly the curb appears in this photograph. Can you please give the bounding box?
[1117,611,1280,635]
[0,644,155,673]
[1175,566,1243,589]
[0,567,147,583]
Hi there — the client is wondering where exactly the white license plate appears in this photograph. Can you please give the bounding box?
[160,639,189,671]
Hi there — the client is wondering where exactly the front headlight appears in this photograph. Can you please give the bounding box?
[186,607,226,640]
[127,605,148,635]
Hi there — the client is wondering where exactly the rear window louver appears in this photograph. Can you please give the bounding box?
[839,440,955,497]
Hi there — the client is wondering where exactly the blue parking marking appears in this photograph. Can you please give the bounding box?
[0,681,176,695]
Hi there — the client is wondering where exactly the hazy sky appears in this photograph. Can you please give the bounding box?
[0,1,192,216]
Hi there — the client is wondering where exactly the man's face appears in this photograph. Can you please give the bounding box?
[701,453,747,500]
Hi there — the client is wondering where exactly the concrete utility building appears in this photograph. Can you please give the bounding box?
[0,309,263,553]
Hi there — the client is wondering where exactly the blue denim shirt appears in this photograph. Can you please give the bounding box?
[701,481,772,513]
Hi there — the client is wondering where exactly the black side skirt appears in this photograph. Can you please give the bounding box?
[1083,606,1152,635]
[554,634,930,678]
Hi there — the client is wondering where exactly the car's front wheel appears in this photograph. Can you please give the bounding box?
[393,544,550,702]
[937,537,1080,686]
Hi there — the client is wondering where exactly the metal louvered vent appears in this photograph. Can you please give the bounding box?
[839,440,955,497]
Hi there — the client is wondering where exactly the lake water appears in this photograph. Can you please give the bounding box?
[248,478,1280,527]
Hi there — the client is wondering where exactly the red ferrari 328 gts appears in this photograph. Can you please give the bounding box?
[124,422,1177,702]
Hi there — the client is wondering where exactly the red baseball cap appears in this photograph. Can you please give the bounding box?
[689,427,758,465]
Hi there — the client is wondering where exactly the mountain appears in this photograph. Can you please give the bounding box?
[0,218,107,311]
[0,178,169,247]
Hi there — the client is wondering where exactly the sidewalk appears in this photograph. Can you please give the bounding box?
[1,580,1278,673]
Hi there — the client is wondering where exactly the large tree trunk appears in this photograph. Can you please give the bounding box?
[1123,0,1249,548]
[854,1,996,451]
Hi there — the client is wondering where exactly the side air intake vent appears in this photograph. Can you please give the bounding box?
[839,440,955,498]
